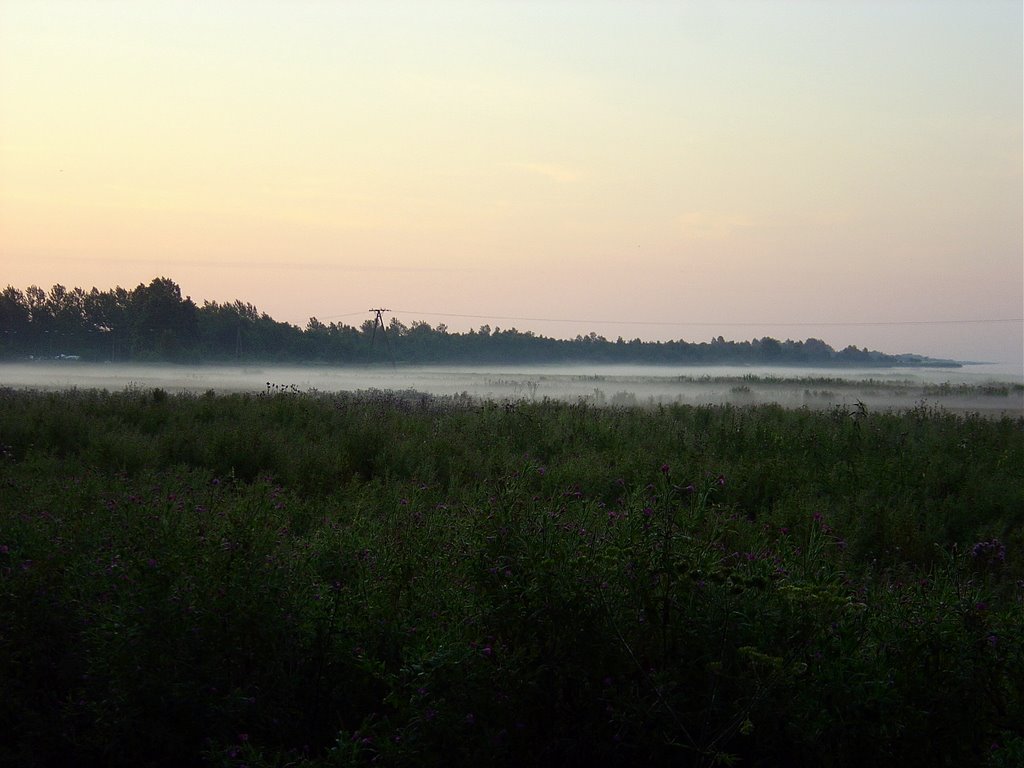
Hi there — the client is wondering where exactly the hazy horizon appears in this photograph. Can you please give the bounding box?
[2,1,1021,366]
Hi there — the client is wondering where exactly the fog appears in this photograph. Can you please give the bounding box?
[2,361,1021,416]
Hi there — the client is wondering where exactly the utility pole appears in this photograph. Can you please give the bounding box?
[368,308,395,365]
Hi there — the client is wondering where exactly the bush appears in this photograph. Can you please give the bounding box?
[0,388,1021,766]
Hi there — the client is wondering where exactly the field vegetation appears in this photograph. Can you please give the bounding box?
[1,386,1022,766]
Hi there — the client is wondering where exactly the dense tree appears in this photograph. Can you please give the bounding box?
[128,277,200,360]
[0,277,957,367]
[84,287,130,360]
[0,287,30,356]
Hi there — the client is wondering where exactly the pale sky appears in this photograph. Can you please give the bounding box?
[2,1,1021,365]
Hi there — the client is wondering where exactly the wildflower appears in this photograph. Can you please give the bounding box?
[971,539,1006,569]
[660,463,670,475]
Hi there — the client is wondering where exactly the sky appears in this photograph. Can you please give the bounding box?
[1,0,1021,365]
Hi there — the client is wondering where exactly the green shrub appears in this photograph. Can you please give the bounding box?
[0,388,1021,766]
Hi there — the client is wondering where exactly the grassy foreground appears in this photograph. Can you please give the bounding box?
[1,386,1022,767]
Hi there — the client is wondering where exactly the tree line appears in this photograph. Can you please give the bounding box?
[0,277,953,366]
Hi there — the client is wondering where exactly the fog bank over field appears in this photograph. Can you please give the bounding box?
[2,362,1021,416]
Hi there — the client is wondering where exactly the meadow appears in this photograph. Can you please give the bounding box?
[1,385,1022,767]
[1,361,1022,415]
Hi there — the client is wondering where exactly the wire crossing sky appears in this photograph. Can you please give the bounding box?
[380,311,1024,329]
[1,1,1021,365]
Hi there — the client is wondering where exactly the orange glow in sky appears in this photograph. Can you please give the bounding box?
[1,1,1021,364]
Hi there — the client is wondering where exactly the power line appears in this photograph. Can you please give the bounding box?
[386,309,1022,329]
[312,306,1022,329]
[316,311,367,320]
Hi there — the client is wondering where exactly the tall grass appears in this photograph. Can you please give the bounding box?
[1,387,1022,766]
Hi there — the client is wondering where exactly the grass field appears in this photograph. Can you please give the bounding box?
[1,363,1022,415]
[1,386,1022,767]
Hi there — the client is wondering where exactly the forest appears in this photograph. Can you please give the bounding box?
[1,277,957,367]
